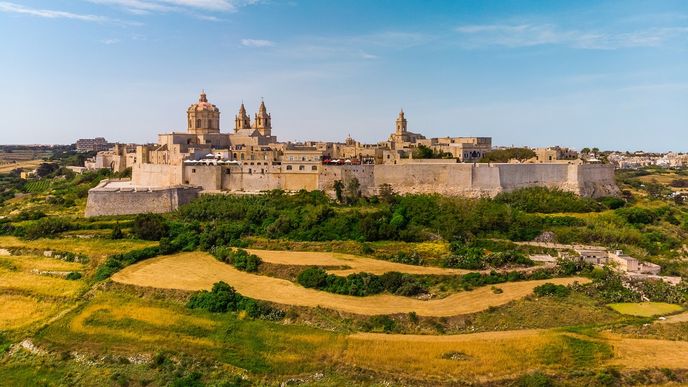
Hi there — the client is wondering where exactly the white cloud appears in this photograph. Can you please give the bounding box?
[0,2,108,22]
[455,23,688,49]
[88,0,259,14]
[100,38,121,44]
[240,38,274,47]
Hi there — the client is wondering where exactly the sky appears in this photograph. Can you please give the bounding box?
[0,0,687,151]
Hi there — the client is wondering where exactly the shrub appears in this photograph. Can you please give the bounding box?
[95,246,161,280]
[297,267,329,288]
[110,224,124,239]
[65,271,82,280]
[187,281,243,313]
[533,283,571,297]
[495,187,603,213]
[22,217,73,240]
[132,213,168,241]
[187,281,284,319]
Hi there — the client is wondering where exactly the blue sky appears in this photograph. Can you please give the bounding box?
[1,0,687,151]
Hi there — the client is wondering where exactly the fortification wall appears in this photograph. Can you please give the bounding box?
[84,180,201,217]
[319,165,375,195]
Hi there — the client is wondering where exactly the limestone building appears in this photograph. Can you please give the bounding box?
[85,91,620,216]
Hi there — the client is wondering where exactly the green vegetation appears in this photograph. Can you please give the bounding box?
[212,247,262,272]
[495,187,604,213]
[411,144,454,159]
[533,283,571,297]
[297,267,427,296]
[479,147,536,163]
[442,241,534,269]
[186,281,284,320]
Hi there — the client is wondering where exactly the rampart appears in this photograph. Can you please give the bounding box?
[84,180,201,217]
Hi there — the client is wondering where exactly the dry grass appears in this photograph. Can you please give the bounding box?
[113,252,589,317]
[0,294,61,330]
[344,329,555,381]
[246,248,470,276]
[604,333,688,369]
[0,160,43,174]
[68,298,219,347]
[0,269,83,297]
[657,310,688,324]
[2,255,83,272]
[607,302,683,317]
[0,236,157,262]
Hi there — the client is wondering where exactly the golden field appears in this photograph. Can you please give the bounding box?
[245,248,471,275]
[112,252,589,317]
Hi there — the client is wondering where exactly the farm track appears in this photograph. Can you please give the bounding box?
[112,252,589,317]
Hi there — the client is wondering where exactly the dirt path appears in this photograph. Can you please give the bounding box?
[112,252,588,317]
[245,248,472,276]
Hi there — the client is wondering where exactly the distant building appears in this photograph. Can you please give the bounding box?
[76,137,110,152]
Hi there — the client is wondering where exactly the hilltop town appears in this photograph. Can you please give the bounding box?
[83,92,619,216]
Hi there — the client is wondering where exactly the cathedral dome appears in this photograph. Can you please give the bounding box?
[188,90,219,113]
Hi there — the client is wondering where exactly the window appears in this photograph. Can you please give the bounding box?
[196,119,201,128]
[286,165,292,170]
[192,169,196,173]
[311,165,317,171]
[248,169,252,174]
[299,165,305,171]
[208,119,212,128]
[225,169,230,175]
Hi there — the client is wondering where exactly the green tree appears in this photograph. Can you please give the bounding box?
[132,213,168,241]
[333,180,344,203]
[479,148,536,163]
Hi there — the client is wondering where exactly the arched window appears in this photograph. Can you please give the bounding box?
[286,165,292,171]
[196,119,201,128]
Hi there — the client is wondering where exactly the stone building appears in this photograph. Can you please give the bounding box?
[86,91,620,216]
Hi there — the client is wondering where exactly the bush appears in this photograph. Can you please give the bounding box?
[495,187,603,213]
[533,283,571,297]
[297,267,329,288]
[95,246,161,280]
[22,217,73,240]
[110,224,124,239]
[132,213,168,241]
[187,281,243,313]
[65,271,82,280]
[213,248,262,272]
[187,281,284,319]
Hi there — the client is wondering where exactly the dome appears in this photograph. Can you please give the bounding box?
[188,90,219,113]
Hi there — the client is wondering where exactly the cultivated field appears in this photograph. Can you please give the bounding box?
[113,252,589,317]
[0,294,62,330]
[0,160,43,174]
[345,330,688,381]
[245,248,471,275]
[608,302,684,317]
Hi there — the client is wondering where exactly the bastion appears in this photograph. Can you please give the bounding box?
[84,180,201,217]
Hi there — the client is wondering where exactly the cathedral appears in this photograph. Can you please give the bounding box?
[84,91,618,216]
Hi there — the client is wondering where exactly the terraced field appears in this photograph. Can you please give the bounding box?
[245,248,472,275]
[113,252,589,317]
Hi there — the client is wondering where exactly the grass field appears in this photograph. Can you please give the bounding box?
[0,160,43,174]
[0,294,62,330]
[246,248,471,275]
[607,302,683,317]
[0,236,157,266]
[113,252,589,317]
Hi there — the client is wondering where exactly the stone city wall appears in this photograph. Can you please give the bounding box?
[128,161,618,199]
[85,180,201,217]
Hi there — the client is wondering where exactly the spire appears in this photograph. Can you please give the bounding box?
[259,98,267,113]
[239,102,246,114]
[199,89,208,103]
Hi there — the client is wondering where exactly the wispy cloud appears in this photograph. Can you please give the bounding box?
[88,0,259,15]
[100,38,121,44]
[455,23,688,49]
[0,2,108,22]
[241,38,274,47]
